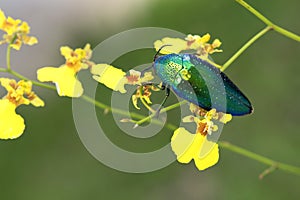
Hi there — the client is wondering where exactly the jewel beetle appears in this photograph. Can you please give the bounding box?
[151,50,253,116]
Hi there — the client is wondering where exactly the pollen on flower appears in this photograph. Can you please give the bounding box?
[197,119,218,136]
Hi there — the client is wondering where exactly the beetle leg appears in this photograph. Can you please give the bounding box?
[141,82,165,90]
[155,84,170,117]
[138,82,170,117]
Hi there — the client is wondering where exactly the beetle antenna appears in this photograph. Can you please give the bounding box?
[141,44,172,76]
[153,44,172,62]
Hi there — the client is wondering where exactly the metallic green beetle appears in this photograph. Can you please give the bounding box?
[153,53,253,116]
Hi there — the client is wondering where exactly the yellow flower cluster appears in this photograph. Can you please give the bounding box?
[171,127,219,170]
[171,104,232,170]
[0,9,37,50]
[0,9,43,140]
[0,7,233,172]
[0,78,44,139]
[36,45,156,99]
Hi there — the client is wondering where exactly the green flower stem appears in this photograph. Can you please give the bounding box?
[135,100,187,127]
[272,25,300,42]
[81,94,178,130]
[162,100,188,113]
[221,26,271,71]
[6,35,18,70]
[222,0,300,71]
[10,69,57,90]
[218,141,300,176]
[236,0,300,42]
[81,94,151,122]
[6,45,12,71]
[4,40,57,92]
[86,95,179,129]
[140,97,156,113]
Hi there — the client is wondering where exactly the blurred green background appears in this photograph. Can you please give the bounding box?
[1,0,300,199]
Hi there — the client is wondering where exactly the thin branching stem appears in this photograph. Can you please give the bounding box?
[219,141,300,176]
[222,0,300,71]
[221,26,271,71]
[6,34,18,70]
[236,0,300,42]
[134,100,187,126]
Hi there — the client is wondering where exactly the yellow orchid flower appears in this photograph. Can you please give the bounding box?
[37,65,83,97]
[37,44,93,97]
[171,127,219,170]
[172,104,233,169]
[61,44,93,71]
[91,64,127,93]
[0,78,44,139]
[0,99,25,139]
